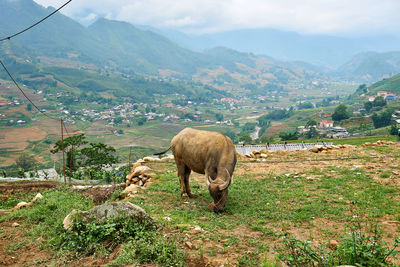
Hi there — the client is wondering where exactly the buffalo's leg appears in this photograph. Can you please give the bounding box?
[176,160,187,197]
[183,166,195,197]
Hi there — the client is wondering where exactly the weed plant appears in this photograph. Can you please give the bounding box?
[278,223,400,266]
[52,215,184,266]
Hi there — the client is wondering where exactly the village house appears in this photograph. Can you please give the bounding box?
[319,120,333,128]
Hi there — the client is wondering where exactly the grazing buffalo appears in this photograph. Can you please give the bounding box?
[155,128,237,212]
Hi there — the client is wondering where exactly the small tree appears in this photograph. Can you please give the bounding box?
[305,127,319,139]
[215,113,224,122]
[305,119,317,128]
[80,143,117,170]
[279,130,299,141]
[364,101,373,112]
[371,109,393,129]
[51,134,87,173]
[373,96,387,107]
[16,154,36,171]
[239,134,252,144]
[389,124,399,135]
[332,104,350,122]
[222,129,237,143]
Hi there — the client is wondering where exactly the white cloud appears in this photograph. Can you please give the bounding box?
[33,0,400,36]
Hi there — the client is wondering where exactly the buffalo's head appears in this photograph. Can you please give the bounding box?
[206,169,232,213]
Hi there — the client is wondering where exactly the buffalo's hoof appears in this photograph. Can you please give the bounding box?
[213,207,225,213]
[181,192,189,198]
[187,192,196,198]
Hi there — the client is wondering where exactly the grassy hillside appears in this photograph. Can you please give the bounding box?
[337,51,400,83]
[368,72,400,94]
[1,142,399,265]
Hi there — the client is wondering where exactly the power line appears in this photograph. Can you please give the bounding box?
[0,58,60,122]
[0,58,74,138]
[0,0,73,42]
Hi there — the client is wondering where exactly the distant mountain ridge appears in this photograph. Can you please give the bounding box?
[0,0,325,86]
[335,51,400,83]
[154,28,400,68]
[1,0,399,86]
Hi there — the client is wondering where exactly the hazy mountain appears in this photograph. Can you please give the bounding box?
[157,28,400,68]
[0,0,103,62]
[336,51,400,83]
[0,0,326,85]
[87,18,209,74]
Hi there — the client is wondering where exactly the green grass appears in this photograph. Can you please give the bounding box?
[0,186,184,266]
[125,162,400,264]
[1,188,94,242]
[1,151,399,265]
[283,135,397,146]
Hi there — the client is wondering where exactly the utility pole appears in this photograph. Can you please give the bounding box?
[128,146,132,165]
[61,119,66,184]
[69,143,73,183]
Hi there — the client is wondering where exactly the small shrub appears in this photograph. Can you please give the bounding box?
[53,216,154,255]
[278,223,400,266]
[53,215,184,266]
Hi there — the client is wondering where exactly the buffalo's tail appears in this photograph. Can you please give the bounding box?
[154,146,172,156]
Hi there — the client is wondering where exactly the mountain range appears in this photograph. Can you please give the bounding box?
[155,27,400,68]
[1,0,400,84]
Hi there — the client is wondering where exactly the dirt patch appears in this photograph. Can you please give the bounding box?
[82,184,124,204]
[0,126,47,151]
[0,181,59,195]
[0,221,53,267]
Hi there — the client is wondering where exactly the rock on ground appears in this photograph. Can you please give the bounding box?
[63,202,150,230]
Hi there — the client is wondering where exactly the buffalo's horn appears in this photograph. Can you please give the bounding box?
[218,170,231,191]
[206,176,212,187]
[226,169,233,184]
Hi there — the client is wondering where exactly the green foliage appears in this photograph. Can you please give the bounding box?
[54,216,153,255]
[365,96,387,113]
[51,134,117,175]
[297,101,314,109]
[215,113,224,122]
[389,125,399,135]
[240,122,257,136]
[239,134,252,144]
[258,134,274,143]
[279,224,400,267]
[50,134,87,154]
[221,129,238,143]
[80,143,117,170]
[373,96,387,108]
[279,129,299,141]
[111,231,185,266]
[355,84,367,95]
[52,215,184,266]
[15,154,36,171]
[371,109,394,129]
[305,119,317,128]
[1,189,93,241]
[368,73,400,95]
[264,109,293,120]
[332,104,350,122]
[257,114,271,127]
[304,127,319,139]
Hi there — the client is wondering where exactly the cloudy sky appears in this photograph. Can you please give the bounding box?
[33,0,400,36]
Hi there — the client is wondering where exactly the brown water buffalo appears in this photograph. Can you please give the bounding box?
[155,128,236,212]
